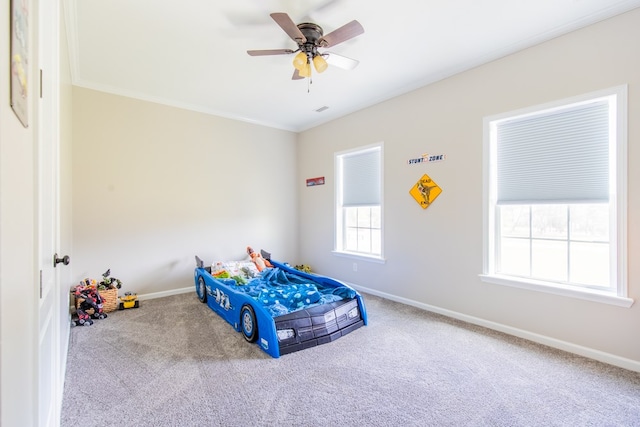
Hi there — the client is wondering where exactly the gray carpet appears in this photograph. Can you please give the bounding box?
[61,292,640,427]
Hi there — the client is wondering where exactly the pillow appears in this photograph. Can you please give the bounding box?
[211,260,260,279]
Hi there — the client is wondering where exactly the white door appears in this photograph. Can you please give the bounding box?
[38,0,63,425]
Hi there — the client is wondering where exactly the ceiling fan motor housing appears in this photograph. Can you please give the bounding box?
[297,23,326,58]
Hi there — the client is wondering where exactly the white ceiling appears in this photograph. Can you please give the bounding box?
[63,0,640,132]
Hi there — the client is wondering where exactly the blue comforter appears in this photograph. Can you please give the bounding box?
[218,267,356,316]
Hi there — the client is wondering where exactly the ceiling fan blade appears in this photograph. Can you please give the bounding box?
[324,52,359,70]
[319,20,364,48]
[270,12,306,44]
[292,69,304,80]
[247,49,295,56]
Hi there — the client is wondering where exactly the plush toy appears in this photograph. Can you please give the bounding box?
[247,246,272,272]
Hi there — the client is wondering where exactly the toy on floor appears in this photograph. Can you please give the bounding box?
[73,279,108,326]
[118,292,139,310]
[247,246,273,272]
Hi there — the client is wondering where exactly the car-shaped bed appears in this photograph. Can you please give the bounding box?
[194,256,367,358]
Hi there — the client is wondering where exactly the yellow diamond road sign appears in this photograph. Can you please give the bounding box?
[410,173,442,209]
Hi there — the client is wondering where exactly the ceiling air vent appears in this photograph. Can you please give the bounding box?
[315,106,329,113]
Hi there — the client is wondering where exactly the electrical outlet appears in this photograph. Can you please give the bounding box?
[353,263,358,272]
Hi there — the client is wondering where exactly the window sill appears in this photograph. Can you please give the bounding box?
[479,274,634,308]
[332,251,386,264]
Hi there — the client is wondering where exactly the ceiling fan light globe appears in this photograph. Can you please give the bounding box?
[299,62,312,78]
[313,55,328,73]
[292,51,307,70]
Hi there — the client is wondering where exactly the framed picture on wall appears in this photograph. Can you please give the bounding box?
[10,0,29,128]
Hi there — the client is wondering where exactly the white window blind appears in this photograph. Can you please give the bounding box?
[496,99,610,204]
[341,147,381,207]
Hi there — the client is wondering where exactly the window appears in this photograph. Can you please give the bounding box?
[335,144,383,259]
[482,86,631,307]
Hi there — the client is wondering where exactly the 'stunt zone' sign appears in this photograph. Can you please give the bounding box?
[407,154,446,165]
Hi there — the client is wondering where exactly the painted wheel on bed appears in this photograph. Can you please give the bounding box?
[197,276,207,303]
[240,305,258,342]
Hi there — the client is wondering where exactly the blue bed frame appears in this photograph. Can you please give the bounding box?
[193,258,367,358]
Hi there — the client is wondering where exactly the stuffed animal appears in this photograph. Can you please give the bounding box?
[247,246,272,272]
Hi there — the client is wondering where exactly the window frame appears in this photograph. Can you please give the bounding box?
[334,143,385,262]
[481,86,632,308]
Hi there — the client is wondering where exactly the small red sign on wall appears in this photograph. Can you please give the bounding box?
[306,176,325,186]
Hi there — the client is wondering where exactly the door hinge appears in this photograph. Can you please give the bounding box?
[39,69,43,98]
[40,269,43,299]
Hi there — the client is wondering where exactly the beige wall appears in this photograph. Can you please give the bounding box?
[297,9,640,366]
[72,88,298,296]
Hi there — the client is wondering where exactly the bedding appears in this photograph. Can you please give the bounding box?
[194,254,367,357]
[215,265,357,316]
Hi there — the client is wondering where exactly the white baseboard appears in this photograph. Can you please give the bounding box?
[350,283,640,373]
[138,286,193,301]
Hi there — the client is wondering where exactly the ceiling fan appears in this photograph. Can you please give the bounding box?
[247,12,364,80]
